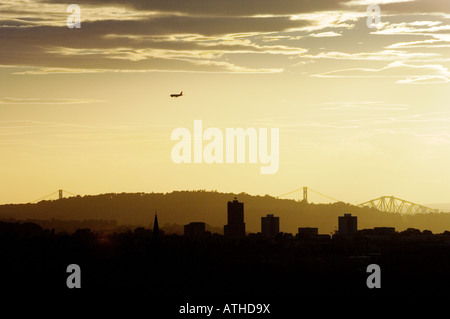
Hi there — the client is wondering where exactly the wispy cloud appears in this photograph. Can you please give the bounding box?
[0,120,173,148]
[0,97,105,104]
[387,33,450,49]
[1,0,450,75]
[312,61,450,84]
[372,21,450,36]
[303,50,441,62]
[308,31,342,37]
[321,101,410,111]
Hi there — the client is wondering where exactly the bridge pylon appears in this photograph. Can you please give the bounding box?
[278,186,340,204]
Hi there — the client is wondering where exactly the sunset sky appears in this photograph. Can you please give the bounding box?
[1,0,449,206]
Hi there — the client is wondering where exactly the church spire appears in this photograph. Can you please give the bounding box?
[153,209,159,236]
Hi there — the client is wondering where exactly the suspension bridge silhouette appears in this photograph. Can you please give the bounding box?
[29,187,437,215]
[30,189,79,203]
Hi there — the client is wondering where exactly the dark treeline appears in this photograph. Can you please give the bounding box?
[0,218,223,235]
[0,218,118,234]
[1,191,449,234]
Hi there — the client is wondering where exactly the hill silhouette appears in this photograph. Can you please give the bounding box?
[0,190,449,234]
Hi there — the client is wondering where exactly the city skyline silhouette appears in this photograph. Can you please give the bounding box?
[1,194,449,297]
[1,0,449,304]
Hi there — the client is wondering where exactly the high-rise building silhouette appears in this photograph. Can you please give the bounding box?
[224,197,245,238]
[184,222,206,238]
[153,210,159,236]
[338,213,357,235]
[261,214,279,238]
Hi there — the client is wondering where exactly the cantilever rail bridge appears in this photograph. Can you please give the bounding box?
[358,196,436,214]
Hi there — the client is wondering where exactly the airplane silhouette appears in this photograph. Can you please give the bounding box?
[170,91,183,98]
